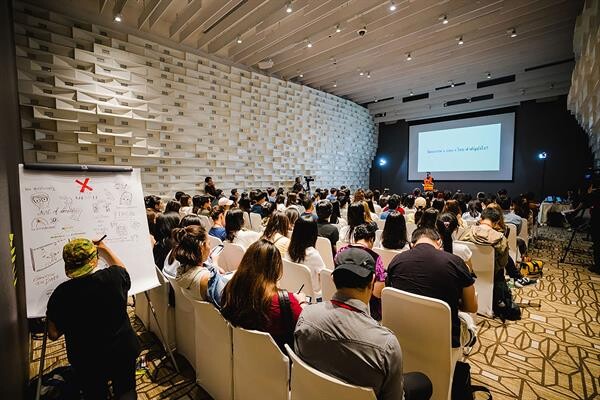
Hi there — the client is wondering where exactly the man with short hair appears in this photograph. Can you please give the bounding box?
[267,187,276,203]
[198,195,212,217]
[326,188,337,202]
[301,198,318,222]
[381,194,404,219]
[293,177,304,193]
[295,248,433,400]
[251,192,268,217]
[387,227,477,349]
[204,176,217,198]
[316,200,339,252]
[497,196,522,234]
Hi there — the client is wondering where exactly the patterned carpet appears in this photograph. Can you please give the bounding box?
[30,226,600,399]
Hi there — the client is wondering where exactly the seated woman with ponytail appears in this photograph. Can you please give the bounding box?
[170,225,212,302]
[436,213,473,269]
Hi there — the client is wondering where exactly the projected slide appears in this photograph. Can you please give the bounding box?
[417,124,502,172]
[408,113,515,181]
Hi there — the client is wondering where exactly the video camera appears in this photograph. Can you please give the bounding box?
[304,176,315,183]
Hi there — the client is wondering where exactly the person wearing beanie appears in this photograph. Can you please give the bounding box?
[46,238,140,400]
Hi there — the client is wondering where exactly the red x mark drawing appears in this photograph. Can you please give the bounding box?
[75,178,93,193]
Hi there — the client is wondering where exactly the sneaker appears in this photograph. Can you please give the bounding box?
[514,278,524,288]
[515,277,536,287]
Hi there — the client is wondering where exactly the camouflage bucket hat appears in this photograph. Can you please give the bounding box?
[63,238,97,278]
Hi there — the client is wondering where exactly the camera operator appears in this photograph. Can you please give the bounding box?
[292,177,304,193]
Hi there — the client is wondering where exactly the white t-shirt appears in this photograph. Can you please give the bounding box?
[452,242,472,263]
[229,229,261,250]
[179,206,193,216]
[176,265,211,301]
[338,225,356,244]
[285,247,325,292]
[163,250,179,278]
[276,203,286,212]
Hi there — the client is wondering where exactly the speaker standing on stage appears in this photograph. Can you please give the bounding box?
[423,172,435,192]
[46,238,140,400]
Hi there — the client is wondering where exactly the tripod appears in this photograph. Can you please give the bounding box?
[560,207,591,263]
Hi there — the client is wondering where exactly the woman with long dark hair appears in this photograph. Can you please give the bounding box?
[286,216,326,292]
[443,199,464,227]
[284,207,300,235]
[339,202,366,244]
[381,211,410,251]
[417,207,439,230]
[221,239,306,351]
[462,200,482,222]
[436,213,472,265]
[169,225,212,301]
[153,212,180,271]
[224,208,260,249]
[261,211,291,256]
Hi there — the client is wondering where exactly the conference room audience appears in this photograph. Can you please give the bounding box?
[339,202,367,244]
[380,194,404,219]
[286,216,327,293]
[380,211,410,251]
[204,176,218,198]
[251,192,269,217]
[275,194,286,211]
[284,207,300,233]
[386,227,477,348]
[217,196,233,211]
[261,211,291,256]
[195,195,212,217]
[436,213,472,267]
[170,225,212,302]
[462,200,482,222]
[416,208,439,229]
[164,200,181,214]
[338,223,386,320]
[221,239,307,351]
[145,194,163,213]
[179,194,192,215]
[208,207,227,241]
[301,198,318,222]
[443,199,465,228]
[153,212,180,271]
[294,247,433,400]
[261,201,277,226]
[431,198,445,213]
[498,196,523,233]
[316,200,339,252]
[326,187,337,201]
[225,208,261,250]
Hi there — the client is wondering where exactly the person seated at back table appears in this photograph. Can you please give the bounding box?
[294,248,433,400]
[386,227,478,349]
[209,206,227,241]
[47,239,140,400]
[316,200,339,253]
[221,239,307,351]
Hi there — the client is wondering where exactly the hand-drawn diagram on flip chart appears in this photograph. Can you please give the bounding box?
[18,165,159,318]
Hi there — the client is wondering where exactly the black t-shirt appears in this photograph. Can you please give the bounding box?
[47,266,140,367]
[386,243,475,347]
[317,222,339,250]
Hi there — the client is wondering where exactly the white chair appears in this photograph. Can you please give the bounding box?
[381,287,456,400]
[374,204,382,214]
[372,247,401,270]
[376,219,386,231]
[507,223,519,262]
[518,221,529,243]
[249,212,263,232]
[164,276,196,367]
[455,241,495,317]
[232,326,289,400]
[207,234,223,250]
[374,229,383,248]
[319,268,336,301]
[243,211,251,230]
[406,222,417,241]
[280,259,316,303]
[219,242,245,272]
[286,344,376,400]
[316,236,334,268]
[198,215,212,232]
[146,267,176,349]
[186,296,234,400]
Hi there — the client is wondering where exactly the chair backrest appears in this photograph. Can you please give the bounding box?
[381,287,453,400]
[249,213,263,232]
[455,226,466,240]
[464,219,477,227]
[455,240,495,317]
[372,247,401,270]
[507,223,518,261]
[198,215,213,231]
[406,222,417,241]
[165,276,196,366]
[186,296,234,400]
[375,219,386,231]
[243,211,251,229]
[232,326,289,400]
[374,204,382,214]
[315,236,334,268]
[319,268,336,301]
[374,229,383,248]
[219,242,245,272]
[518,221,529,242]
[280,259,316,303]
[207,234,223,250]
[286,344,376,400]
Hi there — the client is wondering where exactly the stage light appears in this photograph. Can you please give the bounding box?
[236,36,242,44]
[538,152,547,160]
[508,28,517,38]
[367,72,371,79]
[457,36,464,45]
[333,81,337,88]
[113,13,123,22]
[409,90,414,96]
[389,1,397,11]
[306,40,312,48]
[286,2,293,13]
[335,24,341,33]
[440,14,448,24]
[486,72,491,79]
[379,158,387,166]
[406,52,412,61]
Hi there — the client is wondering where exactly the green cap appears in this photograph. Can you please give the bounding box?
[63,238,97,278]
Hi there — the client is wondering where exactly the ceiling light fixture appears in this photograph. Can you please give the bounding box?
[440,14,448,24]
[389,1,397,11]
[406,52,412,61]
[367,72,371,78]
[508,28,517,38]
[333,81,337,88]
[297,70,303,78]
[359,70,364,76]
[335,24,342,33]
[457,36,464,45]
[409,90,414,96]
[113,13,123,23]
[486,72,491,79]
[449,80,455,87]
[236,36,242,44]
[286,2,293,13]
[306,39,312,48]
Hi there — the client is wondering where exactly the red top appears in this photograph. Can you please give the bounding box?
[382,206,405,215]
[266,292,303,350]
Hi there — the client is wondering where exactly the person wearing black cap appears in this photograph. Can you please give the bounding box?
[294,248,433,400]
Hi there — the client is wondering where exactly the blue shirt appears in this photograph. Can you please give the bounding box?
[209,226,227,241]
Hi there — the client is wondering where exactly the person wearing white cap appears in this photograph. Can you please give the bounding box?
[218,196,233,211]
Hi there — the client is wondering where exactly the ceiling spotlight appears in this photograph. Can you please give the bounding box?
[374,98,378,102]
[409,90,414,96]
[306,40,312,48]
[406,52,412,61]
[486,72,491,79]
[236,36,242,44]
[367,72,371,79]
[359,70,364,76]
[286,2,292,13]
[508,28,517,38]
[520,88,526,95]
[389,1,397,11]
[440,14,448,24]
[457,36,464,45]
[449,80,455,87]
[113,13,123,23]
[335,24,341,33]
[333,81,337,88]
[297,70,303,78]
